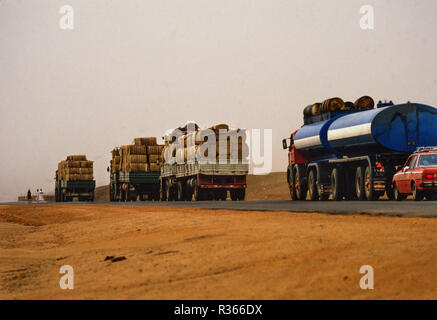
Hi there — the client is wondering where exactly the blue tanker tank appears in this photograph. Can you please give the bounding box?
[293,115,342,159]
[294,102,437,159]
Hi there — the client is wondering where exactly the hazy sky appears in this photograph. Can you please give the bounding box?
[0,0,436,201]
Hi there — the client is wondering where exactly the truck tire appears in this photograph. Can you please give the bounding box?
[153,189,160,201]
[288,168,297,200]
[307,169,318,201]
[364,166,379,201]
[355,167,366,201]
[184,183,193,201]
[193,185,203,201]
[237,189,245,200]
[230,190,237,201]
[386,187,395,201]
[231,189,245,200]
[128,189,137,202]
[109,186,114,201]
[160,181,167,201]
[331,167,344,201]
[214,189,227,201]
[166,183,174,201]
[295,165,308,201]
[412,182,424,201]
[176,181,184,201]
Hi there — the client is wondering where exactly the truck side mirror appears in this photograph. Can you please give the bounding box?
[282,139,288,150]
[403,166,409,172]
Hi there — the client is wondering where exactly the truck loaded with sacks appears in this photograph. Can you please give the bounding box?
[55,155,95,202]
[282,97,437,201]
[109,137,164,201]
[160,122,249,201]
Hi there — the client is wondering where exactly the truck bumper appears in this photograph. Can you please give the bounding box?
[200,184,246,189]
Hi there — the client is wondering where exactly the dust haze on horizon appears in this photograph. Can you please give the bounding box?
[0,0,436,202]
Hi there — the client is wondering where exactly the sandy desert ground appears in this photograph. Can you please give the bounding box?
[1,204,436,299]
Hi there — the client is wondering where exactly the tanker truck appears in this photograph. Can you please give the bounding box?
[282,97,437,201]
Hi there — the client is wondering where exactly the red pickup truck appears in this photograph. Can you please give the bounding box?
[392,148,437,201]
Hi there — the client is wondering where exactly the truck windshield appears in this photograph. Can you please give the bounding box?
[417,154,437,167]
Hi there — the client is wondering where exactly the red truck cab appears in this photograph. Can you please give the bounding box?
[392,147,437,201]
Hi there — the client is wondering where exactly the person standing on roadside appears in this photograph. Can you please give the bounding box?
[27,189,32,202]
[38,189,45,202]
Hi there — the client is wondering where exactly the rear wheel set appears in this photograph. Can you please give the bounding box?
[230,189,245,201]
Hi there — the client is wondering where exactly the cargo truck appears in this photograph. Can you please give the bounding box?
[109,139,164,201]
[282,98,437,201]
[109,171,161,201]
[160,162,248,201]
[160,123,249,201]
[55,178,96,202]
[55,155,95,202]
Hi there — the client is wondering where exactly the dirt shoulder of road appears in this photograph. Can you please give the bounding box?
[1,204,436,299]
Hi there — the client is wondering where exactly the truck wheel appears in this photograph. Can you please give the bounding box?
[307,170,318,201]
[355,167,366,201]
[237,189,245,201]
[386,187,395,201]
[230,190,239,201]
[412,182,424,201]
[160,182,167,201]
[288,168,297,200]
[183,183,193,201]
[129,190,137,202]
[185,189,193,201]
[214,189,226,201]
[331,167,344,201]
[153,190,160,201]
[193,186,203,201]
[295,165,308,201]
[166,184,173,201]
[364,166,379,201]
[176,182,184,201]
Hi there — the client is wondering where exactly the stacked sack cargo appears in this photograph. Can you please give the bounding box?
[115,137,165,172]
[110,148,121,174]
[120,144,149,172]
[57,155,94,181]
[163,123,248,164]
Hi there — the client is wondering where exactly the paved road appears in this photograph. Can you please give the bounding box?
[4,200,437,217]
